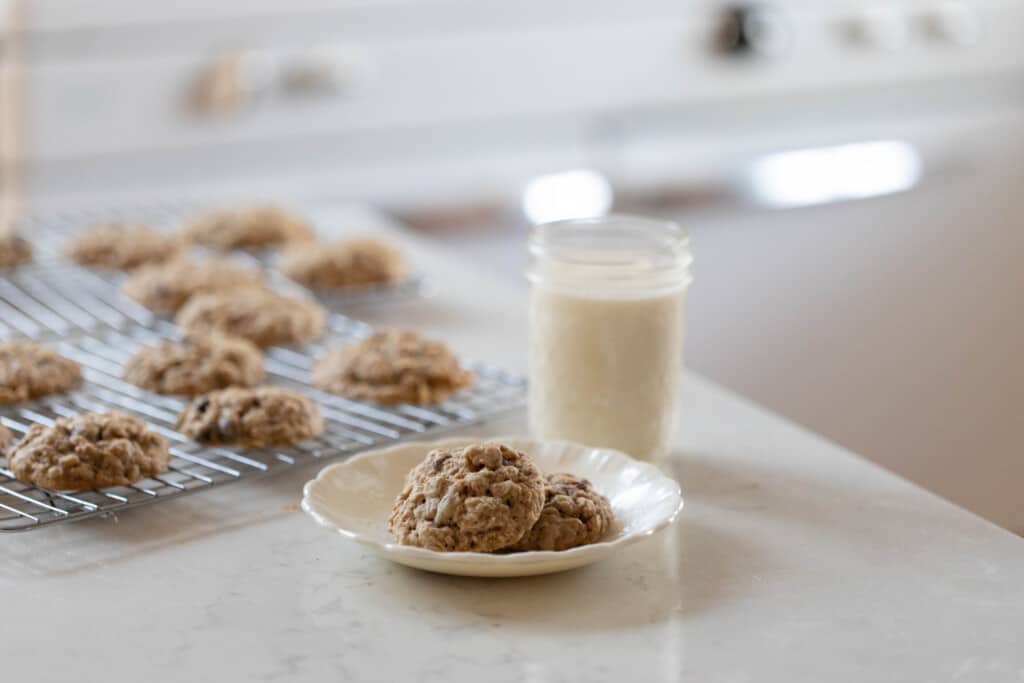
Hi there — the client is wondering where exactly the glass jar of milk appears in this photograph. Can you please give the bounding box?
[526,215,692,463]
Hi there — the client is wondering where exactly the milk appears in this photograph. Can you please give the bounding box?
[526,215,692,463]
[528,284,686,462]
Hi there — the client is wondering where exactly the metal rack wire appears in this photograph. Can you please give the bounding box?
[0,263,158,340]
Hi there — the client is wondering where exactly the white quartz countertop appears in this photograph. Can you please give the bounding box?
[3,205,1023,682]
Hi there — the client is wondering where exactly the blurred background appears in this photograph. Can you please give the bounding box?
[2,0,1022,531]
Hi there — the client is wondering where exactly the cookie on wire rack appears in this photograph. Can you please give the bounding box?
[65,223,185,270]
[124,334,265,396]
[121,257,265,314]
[175,288,325,348]
[312,329,473,406]
[0,232,32,270]
[7,411,170,490]
[176,386,323,449]
[279,237,406,289]
[183,205,315,251]
[0,340,83,405]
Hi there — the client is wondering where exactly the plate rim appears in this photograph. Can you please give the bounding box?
[301,435,684,565]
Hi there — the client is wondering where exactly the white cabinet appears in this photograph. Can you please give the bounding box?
[681,111,1024,533]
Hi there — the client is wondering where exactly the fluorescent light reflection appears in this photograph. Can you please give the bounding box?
[522,169,613,225]
[748,140,922,208]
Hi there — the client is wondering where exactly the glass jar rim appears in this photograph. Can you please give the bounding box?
[526,214,693,296]
[530,213,688,240]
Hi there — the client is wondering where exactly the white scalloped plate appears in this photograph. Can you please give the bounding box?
[301,436,683,577]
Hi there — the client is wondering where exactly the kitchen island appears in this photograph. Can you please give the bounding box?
[2,205,1022,682]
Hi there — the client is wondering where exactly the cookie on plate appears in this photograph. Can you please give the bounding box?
[0,232,32,269]
[6,411,170,490]
[0,340,83,404]
[121,258,265,313]
[123,334,265,396]
[183,205,315,250]
[388,442,545,552]
[0,423,11,451]
[312,329,473,405]
[509,473,614,552]
[279,237,405,289]
[66,223,185,270]
[176,386,323,448]
[175,288,325,348]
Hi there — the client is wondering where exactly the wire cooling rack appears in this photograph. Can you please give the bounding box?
[0,318,526,532]
[0,202,524,532]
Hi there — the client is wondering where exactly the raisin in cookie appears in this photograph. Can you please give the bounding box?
[176,387,323,448]
[509,473,614,552]
[124,335,265,396]
[0,233,32,269]
[175,288,325,348]
[66,223,185,270]
[280,237,405,289]
[121,258,265,314]
[388,442,545,552]
[0,340,83,404]
[7,412,170,490]
[313,329,473,405]
[183,205,314,250]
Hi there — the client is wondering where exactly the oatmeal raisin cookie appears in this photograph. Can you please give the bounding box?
[0,233,32,269]
[176,386,323,448]
[183,205,314,250]
[66,223,184,270]
[280,237,405,288]
[510,473,614,551]
[388,442,545,552]
[6,411,170,490]
[121,258,265,314]
[175,288,325,348]
[0,340,83,404]
[313,329,472,405]
[124,334,264,395]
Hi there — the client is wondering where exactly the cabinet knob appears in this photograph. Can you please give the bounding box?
[189,51,274,116]
[844,7,909,50]
[923,2,981,46]
[280,47,372,98]
[716,5,792,57]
